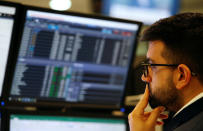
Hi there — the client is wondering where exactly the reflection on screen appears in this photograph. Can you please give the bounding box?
[10,114,126,131]
[0,5,16,96]
[9,10,140,107]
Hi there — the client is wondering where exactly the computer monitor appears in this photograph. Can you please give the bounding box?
[5,110,127,131]
[8,6,142,109]
[0,1,21,98]
[102,0,180,25]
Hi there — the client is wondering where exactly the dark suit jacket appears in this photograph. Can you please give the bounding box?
[164,97,203,131]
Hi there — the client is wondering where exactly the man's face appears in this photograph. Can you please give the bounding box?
[142,40,179,109]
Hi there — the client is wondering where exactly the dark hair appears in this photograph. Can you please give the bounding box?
[141,12,203,82]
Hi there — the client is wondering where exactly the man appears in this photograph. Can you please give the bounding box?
[128,12,203,131]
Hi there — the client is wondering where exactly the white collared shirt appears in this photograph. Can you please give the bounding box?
[173,92,203,117]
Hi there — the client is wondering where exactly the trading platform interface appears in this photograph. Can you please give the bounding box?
[9,10,140,107]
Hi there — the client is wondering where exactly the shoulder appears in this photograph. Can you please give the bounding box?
[174,111,203,131]
[165,97,203,131]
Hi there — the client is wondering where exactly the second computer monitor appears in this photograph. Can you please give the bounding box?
[4,110,127,131]
[0,2,20,98]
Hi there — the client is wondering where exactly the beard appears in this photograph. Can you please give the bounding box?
[147,77,179,110]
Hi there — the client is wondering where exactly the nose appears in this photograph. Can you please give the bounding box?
[141,74,151,83]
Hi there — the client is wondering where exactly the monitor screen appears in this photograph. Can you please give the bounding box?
[102,0,179,25]
[9,114,126,131]
[0,4,16,97]
[8,7,142,108]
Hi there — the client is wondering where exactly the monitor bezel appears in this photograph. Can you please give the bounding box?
[4,5,142,110]
[2,108,128,131]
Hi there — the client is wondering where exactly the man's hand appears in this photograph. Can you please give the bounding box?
[128,85,168,131]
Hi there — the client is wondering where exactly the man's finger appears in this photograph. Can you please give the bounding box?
[159,114,168,119]
[144,112,168,119]
[147,106,165,125]
[132,85,150,115]
[156,121,164,125]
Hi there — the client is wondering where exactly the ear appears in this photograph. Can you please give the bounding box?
[175,64,192,90]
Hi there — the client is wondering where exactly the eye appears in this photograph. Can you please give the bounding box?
[151,66,157,70]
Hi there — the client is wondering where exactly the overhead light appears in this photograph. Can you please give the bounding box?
[49,0,72,11]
